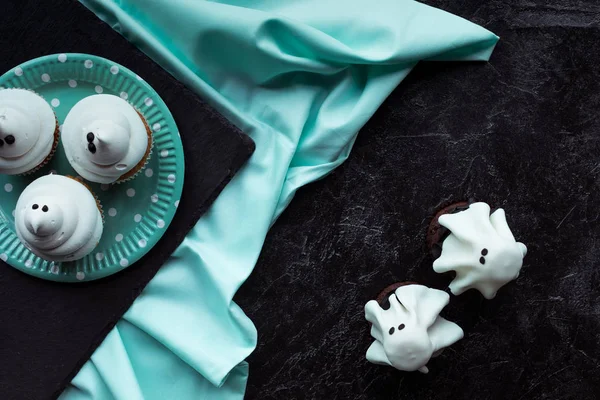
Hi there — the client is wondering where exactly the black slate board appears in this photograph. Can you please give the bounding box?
[236,0,600,399]
[0,1,254,400]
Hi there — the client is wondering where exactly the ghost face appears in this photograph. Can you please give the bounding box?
[82,118,131,169]
[23,197,64,237]
[0,107,40,159]
[476,241,524,287]
[0,133,15,149]
[380,308,433,371]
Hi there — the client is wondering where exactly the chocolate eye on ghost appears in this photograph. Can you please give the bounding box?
[389,327,395,335]
[88,142,96,154]
[398,324,405,331]
[32,204,39,210]
[480,248,488,264]
[86,132,95,143]
[42,205,48,212]
[4,135,15,145]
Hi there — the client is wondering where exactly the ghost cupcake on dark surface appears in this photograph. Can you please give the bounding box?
[432,202,527,299]
[61,94,152,184]
[15,174,103,262]
[0,89,59,175]
[365,284,463,373]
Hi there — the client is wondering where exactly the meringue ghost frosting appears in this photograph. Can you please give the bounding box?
[365,284,463,373]
[433,202,527,299]
[15,175,103,262]
[0,89,56,175]
[61,94,149,183]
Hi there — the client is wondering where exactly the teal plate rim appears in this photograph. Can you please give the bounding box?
[0,53,185,282]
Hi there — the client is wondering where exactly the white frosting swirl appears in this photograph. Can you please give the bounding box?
[61,94,149,184]
[15,175,103,262]
[0,89,56,175]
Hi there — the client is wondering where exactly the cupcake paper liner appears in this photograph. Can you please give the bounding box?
[114,107,154,184]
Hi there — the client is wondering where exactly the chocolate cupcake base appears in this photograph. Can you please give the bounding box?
[426,200,473,260]
[376,282,418,309]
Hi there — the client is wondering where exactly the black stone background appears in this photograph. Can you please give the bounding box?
[0,1,254,399]
[236,1,600,399]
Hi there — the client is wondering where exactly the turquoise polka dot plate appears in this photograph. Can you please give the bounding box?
[0,54,185,282]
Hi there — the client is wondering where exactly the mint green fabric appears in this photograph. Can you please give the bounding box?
[63,1,498,398]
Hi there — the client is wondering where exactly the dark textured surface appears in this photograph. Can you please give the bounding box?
[0,1,254,400]
[236,1,600,399]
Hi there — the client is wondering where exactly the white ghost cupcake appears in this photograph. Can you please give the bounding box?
[0,89,59,175]
[433,202,527,299]
[365,283,463,373]
[61,94,152,184]
[15,174,104,262]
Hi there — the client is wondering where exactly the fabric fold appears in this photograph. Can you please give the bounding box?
[63,0,498,398]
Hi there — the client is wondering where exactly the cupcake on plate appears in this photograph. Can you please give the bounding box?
[15,174,104,262]
[0,88,59,175]
[61,94,152,184]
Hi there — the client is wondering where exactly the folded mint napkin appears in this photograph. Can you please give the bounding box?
[0,2,254,400]
[65,1,498,398]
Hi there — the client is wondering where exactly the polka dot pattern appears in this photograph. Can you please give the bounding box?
[0,55,183,281]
